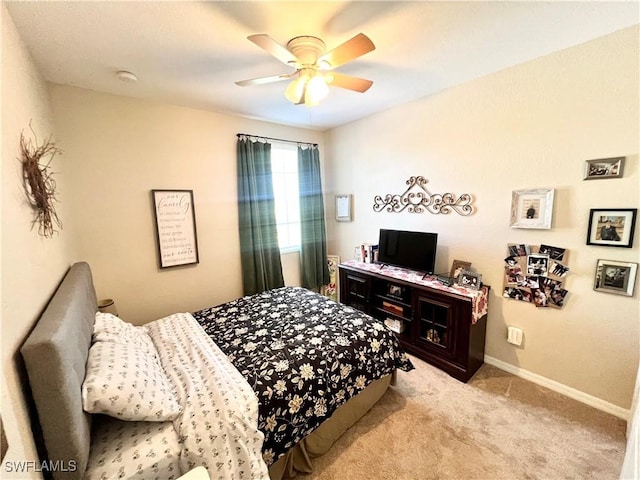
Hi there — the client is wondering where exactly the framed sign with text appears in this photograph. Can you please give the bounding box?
[152,189,199,268]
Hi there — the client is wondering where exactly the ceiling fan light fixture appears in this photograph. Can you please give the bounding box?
[284,68,327,106]
[317,59,332,70]
[284,76,305,104]
[242,33,375,106]
[305,74,329,106]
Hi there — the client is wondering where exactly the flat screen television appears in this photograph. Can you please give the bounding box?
[377,229,438,274]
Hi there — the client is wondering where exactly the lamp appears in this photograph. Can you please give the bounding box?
[284,69,329,107]
[97,298,118,316]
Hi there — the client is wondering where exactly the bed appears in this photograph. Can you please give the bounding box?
[21,262,413,479]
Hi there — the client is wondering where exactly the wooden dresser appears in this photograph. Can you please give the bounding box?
[339,260,489,382]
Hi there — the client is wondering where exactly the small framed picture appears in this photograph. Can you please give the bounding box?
[583,157,625,180]
[335,194,352,222]
[387,284,404,299]
[321,255,340,302]
[586,208,637,248]
[526,254,549,276]
[449,260,471,279]
[509,188,555,229]
[594,259,638,296]
[458,270,481,290]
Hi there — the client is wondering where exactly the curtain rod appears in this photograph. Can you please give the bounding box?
[236,133,318,147]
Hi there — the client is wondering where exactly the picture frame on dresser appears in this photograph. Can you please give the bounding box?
[449,260,472,280]
[458,270,482,290]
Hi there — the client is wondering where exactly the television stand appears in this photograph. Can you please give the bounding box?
[338,260,489,382]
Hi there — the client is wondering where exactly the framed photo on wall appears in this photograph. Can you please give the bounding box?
[335,194,352,222]
[593,259,637,296]
[583,157,625,180]
[586,208,637,248]
[509,188,555,229]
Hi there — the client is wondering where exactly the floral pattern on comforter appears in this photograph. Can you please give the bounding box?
[192,286,414,466]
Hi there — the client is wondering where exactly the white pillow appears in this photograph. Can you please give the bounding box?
[82,340,181,422]
[93,312,157,356]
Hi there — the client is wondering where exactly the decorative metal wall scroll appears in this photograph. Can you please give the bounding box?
[373,176,473,215]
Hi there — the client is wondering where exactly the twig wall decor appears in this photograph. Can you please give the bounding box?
[19,125,63,238]
[373,176,473,215]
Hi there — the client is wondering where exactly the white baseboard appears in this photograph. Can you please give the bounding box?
[484,355,630,421]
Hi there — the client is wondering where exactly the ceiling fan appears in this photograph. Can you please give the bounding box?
[235,33,375,107]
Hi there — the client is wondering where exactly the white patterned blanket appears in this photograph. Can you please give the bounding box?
[145,313,270,480]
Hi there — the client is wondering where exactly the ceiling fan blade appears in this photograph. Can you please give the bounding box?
[327,72,373,93]
[317,33,375,69]
[247,34,299,65]
[235,73,294,87]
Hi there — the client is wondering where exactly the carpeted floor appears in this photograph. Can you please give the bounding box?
[300,355,627,480]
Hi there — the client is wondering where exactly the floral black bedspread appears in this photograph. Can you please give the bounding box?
[192,286,414,466]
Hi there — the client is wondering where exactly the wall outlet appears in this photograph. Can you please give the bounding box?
[507,326,523,346]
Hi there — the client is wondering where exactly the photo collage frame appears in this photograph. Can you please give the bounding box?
[503,243,570,308]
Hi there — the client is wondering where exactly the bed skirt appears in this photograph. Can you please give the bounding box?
[268,373,394,480]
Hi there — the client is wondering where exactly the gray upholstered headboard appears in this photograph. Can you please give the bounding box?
[21,262,97,479]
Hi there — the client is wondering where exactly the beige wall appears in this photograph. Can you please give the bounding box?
[2,3,637,470]
[1,5,77,476]
[48,85,323,325]
[620,363,639,479]
[325,26,639,410]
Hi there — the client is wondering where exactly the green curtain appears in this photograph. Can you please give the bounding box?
[298,145,330,290]
[237,137,284,295]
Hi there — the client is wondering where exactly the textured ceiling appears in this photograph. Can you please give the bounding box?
[6,1,639,130]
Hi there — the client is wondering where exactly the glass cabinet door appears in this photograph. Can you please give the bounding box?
[415,295,456,357]
[345,274,370,312]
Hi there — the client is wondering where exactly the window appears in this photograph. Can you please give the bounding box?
[271,143,300,252]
